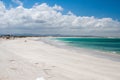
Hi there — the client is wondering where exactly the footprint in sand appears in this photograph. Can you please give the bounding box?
[9,59,15,62]
[35,62,39,64]
[10,67,17,70]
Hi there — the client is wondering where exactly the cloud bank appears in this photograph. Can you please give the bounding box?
[0,1,120,36]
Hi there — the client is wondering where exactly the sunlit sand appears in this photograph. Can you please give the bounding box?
[0,37,120,80]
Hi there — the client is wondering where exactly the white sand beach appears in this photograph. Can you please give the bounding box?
[0,37,120,80]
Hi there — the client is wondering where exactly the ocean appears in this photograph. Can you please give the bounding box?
[55,37,120,54]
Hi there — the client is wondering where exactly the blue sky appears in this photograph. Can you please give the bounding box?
[0,0,120,36]
[3,0,120,20]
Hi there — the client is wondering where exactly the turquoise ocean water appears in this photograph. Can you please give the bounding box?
[55,37,120,54]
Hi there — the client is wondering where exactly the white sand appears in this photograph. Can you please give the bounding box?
[0,37,120,80]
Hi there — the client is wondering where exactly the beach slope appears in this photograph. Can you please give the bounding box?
[0,37,120,80]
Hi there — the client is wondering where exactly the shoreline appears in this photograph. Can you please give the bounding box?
[0,37,120,80]
[39,37,120,62]
[54,37,120,54]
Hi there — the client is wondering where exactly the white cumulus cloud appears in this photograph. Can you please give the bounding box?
[0,1,120,37]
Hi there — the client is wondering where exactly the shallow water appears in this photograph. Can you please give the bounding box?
[55,37,120,54]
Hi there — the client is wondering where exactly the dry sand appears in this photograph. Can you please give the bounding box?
[0,37,120,80]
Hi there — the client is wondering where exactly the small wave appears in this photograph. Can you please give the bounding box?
[112,51,117,54]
